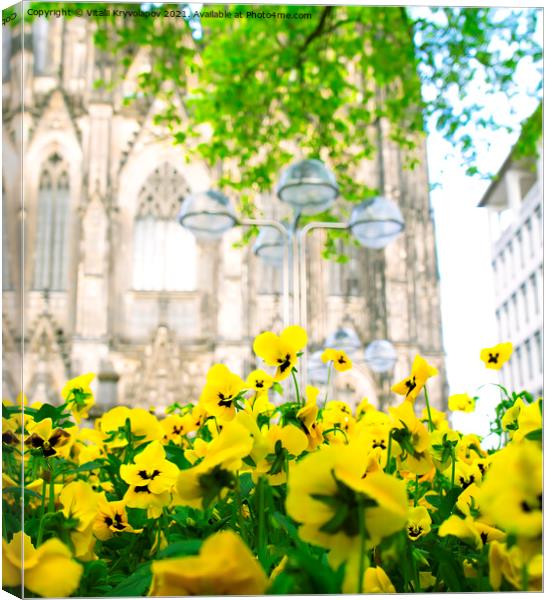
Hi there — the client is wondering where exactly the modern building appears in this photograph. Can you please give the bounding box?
[479,138,543,397]
[2,15,447,412]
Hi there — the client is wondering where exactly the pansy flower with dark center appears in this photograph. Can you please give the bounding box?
[93,499,142,541]
[199,364,246,422]
[406,506,432,541]
[245,369,274,393]
[25,418,71,458]
[321,348,353,372]
[480,342,513,370]
[120,441,179,517]
[253,325,307,382]
[391,355,438,403]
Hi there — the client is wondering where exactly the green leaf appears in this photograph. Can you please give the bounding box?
[107,562,152,597]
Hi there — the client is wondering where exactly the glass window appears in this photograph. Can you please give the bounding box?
[530,273,539,314]
[132,163,196,292]
[517,231,524,268]
[534,331,542,374]
[525,339,533,380]
[520,283,528,323]
[525,218,534,257]
[33,153,70,291]
[32,17,49,75]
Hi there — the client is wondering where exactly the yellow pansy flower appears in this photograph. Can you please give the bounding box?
[253,325,307,381]
[420,406,448,431]
[59,480,104,559]
[389,401,433,475]
[149,530,267,595]
[286,443,409,558]
[160,414,189,444]
[62,373,96,423]
[245,369,274,392]
[480,342,513,370]
[296,385,324,450]
[24,418,72,458]
[439,515,505,550]
[175,420,253,509]
[406,505,432,540]
[322,400,356,444]
[93,499,142,541]
[120,441,179,515]
[99,406,164,448]
[2,532,83,597]
[363,566,396,593]
[391,355,438,402]
[488,541,542,591]
[355,397,376,419]
[513,398,542,442]
[478,440,542,538]
[448,393,476,413]
[254,423,308,485]
[321,348,352,372]
[199,364,246,422]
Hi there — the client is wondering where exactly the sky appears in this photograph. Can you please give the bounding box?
[421,9,542,438]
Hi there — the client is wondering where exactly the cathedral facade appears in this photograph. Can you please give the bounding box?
[2,15,447,413]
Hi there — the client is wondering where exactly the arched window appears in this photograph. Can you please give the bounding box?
[33,153,70,291]
[132,163,197,292]
[32,17,49,75]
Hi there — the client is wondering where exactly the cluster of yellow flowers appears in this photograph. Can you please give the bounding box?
[1,330,542,596]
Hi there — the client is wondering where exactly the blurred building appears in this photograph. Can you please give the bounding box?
[480,140,543,396]
[2,15,447,412]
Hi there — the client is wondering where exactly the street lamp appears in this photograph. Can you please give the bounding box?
[177,190,237,240]
[364,339,398,373]
[349,196,405,250]
[178,158,405,390]
[276,159,339,215]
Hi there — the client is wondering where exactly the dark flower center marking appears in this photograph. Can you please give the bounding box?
[405,376,417,397]
[337,356,347,364]
[2,431,18,445]
[480,532,488,545]
[217,392,234,408]
[172,425,183,435]
[521,494,542,513]
[408,525,423,539]
[255,380,264,388]
[372,440,387,450]
[459,475,476,489]
[134,484,151,494]
[277,354,292,374]
[487,352,499,364]
[113,513,126,530]
[138,469,161,481]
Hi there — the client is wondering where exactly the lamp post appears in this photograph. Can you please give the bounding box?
[178,158,405,390]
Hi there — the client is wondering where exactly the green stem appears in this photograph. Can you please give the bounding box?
[424,385,434,432]
[414,475,419,506]
[384,432,393,474]
[257,476,267,567]
[291,370,301,406]
[357,497,366,593]
[323,362,333,408]
[234,472,246,544]
[450,450,456,489]
[48,469,55,513]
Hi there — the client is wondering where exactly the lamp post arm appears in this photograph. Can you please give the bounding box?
[239,218,291,327]
[297,221,350,390]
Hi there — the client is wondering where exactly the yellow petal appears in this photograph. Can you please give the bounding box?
[280,325,307,351]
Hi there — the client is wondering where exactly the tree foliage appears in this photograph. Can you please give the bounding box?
[23,3,542,221]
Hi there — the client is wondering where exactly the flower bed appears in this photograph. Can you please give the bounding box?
[2,328,542,596]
